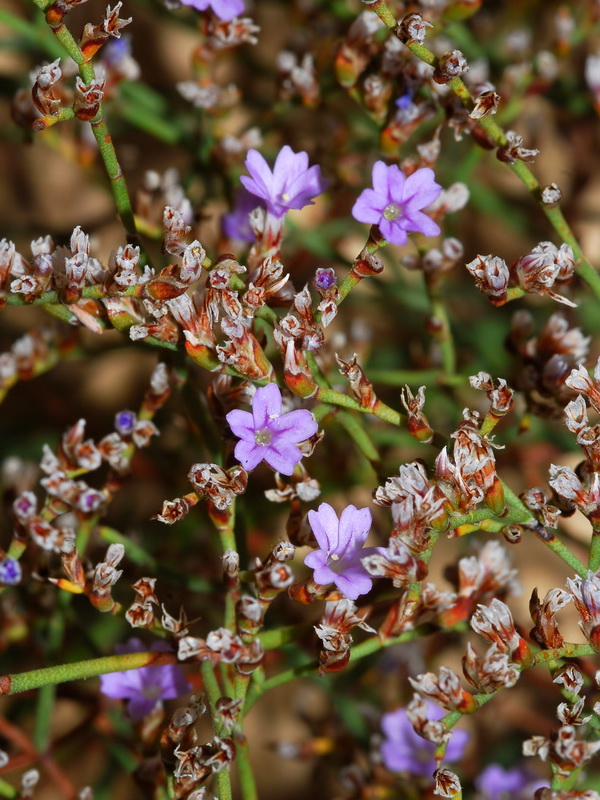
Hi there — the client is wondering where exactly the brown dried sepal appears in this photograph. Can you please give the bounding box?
[529,586,568,648]
[469,90,500,119]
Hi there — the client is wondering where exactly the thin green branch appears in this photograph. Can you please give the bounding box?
[31,0,140,246]
[236,738,259,800]
[1,651,177,695]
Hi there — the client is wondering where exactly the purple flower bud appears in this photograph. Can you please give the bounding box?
[115,410,137,436]
[0,557,22,586]
[314,268,337,291]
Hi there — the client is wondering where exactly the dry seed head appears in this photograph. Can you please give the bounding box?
[396,13,433,44]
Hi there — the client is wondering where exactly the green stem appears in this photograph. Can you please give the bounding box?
[245,625,432,713]
[0,778,16,798]
[236,737,259,800]
[31,0,140,247]
[589,528,600,572]
[307,352,380,465]
[258,623,313,650]
[201,661,223,727]
[367,369,468,388]
[200,663,234,800]
[1,651,177,695]
[315,386,404,426]
[426,278,456,376]
[33,684,56,752]
[215,769,233,800]
[531,526,589,578]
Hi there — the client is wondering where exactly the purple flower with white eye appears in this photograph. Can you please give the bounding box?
[381,702,469,777]
[178,0,244,21]
[99,638,190,721]
[475,763,547,800]
[240,146,328,219]
[226,383,318,476]
[304,503,384,600]
[0,557,21,586]
[352,162,442,246]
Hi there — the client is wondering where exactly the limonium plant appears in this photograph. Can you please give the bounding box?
[3,0,600,799]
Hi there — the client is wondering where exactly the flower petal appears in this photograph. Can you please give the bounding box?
[405,210,440,238]
[252,383,282,429]
[211,0,244,20]
[233,439,266,471]
[378,218,408,246]
[304,550,336,587]
[273,408,318,442]
[337,504,371,555]
[385,164,407,204]
[372,160,391,197]
[273,145,309,197]
[127,695,157,721]
[243,150,274,201]
[352,189,383,224]
[284,165,327,210]
[308,503,340,553]
[333,568,373,600]
[402,168,441,209]
[225,409,255,441]
[262,439,302,475]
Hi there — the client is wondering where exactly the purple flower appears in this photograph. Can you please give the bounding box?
[115,409,136,436]
[304,503,384,600]
[314,267,337,291]
[0,557,21,586]
[222,187,263,243]
[381,702,469,777]
[226,383,318,476]
[99,638,190,720]
[240,146,327,219]
[179,0,244,21]
[475,764,547,800]
[352,162,442,246]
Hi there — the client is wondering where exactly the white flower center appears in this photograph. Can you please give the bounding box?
[330,553,340,561]
[383,203,402,221]
[255,428,273,446]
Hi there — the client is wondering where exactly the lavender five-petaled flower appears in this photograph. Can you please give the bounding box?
[240,146,328,219]
[352,162,442,246]
[304,503,384,600]
[178,0,244,21]
[226,383,318,476]
[381,701,469,777]
[99,638,190,720]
